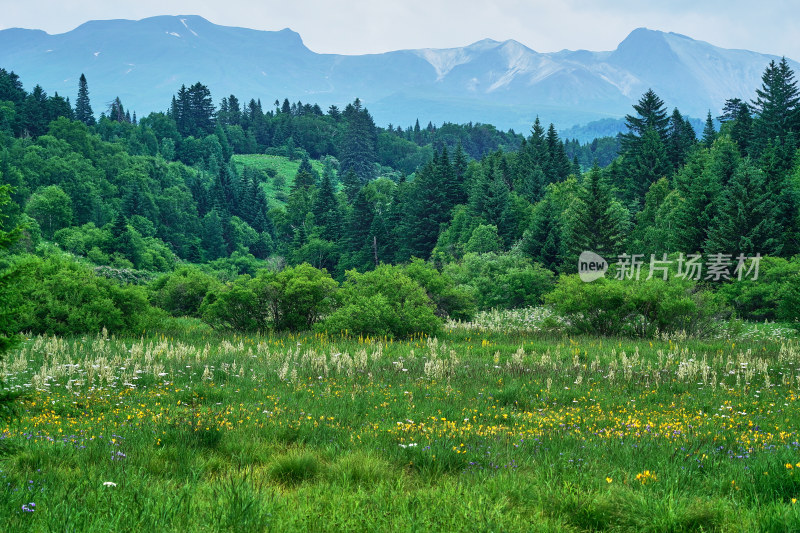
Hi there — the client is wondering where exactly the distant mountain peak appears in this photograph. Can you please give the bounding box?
[0,15,797,132]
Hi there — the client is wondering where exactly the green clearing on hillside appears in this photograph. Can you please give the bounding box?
[232,154,327,206]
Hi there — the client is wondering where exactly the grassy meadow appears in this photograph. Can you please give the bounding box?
[232,154,326,206]
[1,314,800,531]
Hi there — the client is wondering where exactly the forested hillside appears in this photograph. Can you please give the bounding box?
[1,57,799,336]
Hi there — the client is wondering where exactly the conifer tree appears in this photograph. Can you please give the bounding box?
[339,99,377,184]
[622,127,670,209]
[702,111,716,147]
[705,158,783,256]
[312,166,340,241]
[75,73,95,126]
[201,209,227,260]
[719,98,753,153]
[401,160,448,259]
[666,108,696,170]
[520,196,563,271]
[752,58,800,149]
[621,89,670,151]
[564,165,627,260]
[545,123,572,183]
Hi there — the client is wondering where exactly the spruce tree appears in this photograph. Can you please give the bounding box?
[752,58,800,149]
[339,98,377,184]
[564,165,626,260]
[702,111,716,147]
[719,98,753,153]
[312,166,340,241]
[666,108,696,170]
[520,196,564,271]
[623,127,670,210]
[401,161,448,259]
[75,73,95,126]
[201,209,227,260]
[545,123,572,183]
[621,89,670,151]
[705,158,783,256]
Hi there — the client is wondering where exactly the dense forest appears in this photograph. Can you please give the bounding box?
[0,57,799,339]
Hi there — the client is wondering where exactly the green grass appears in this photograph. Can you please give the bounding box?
[1,323,800,531]
[232,154,326,207]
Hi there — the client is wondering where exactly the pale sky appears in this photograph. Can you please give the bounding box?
[1,0,798,59]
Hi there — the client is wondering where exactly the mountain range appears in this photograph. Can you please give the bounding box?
[1,15,797,136]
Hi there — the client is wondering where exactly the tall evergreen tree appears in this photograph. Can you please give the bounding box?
[400,160,448,259]
[620,89,670,151]
[622,127,670,210]
[312,166,341,241]
[339,99,377,184]
[705,158,783,256]
[201,209,227,260]
[702,111,716,147]
[719,98,753,153]
[520,196,564,271]
[666,108,696,170]
[545,123,572,183]
[752,58,800,149]
[75,74,95,126]
[564,165,627,260]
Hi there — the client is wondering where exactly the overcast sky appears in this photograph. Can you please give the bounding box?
[2,0,798,59]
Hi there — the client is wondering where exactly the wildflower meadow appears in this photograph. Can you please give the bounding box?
[1,313,799,531]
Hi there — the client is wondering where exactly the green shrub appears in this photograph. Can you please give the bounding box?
[443,252,555,311]
[260,263,338,331]
[150,266,222,317]
[201,263,337,332]
[545,274,726,337]
[200,276,263,332]
[403,258,475,321]
[319,264,441,338]
[9,253,154,335]
[717,256,800,323]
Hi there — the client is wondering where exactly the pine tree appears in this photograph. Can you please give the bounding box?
[339,99,377,184]
[437,146,461,214]
[520,196,563,271]
[341,169,361,203]
[75,73,95,126]
[629,177,673,255]
[752,58,800,149]
[671,145,724,253]
[666,108,696,170]
[702,111,716,147]
[451,141,469,205]
[719,98,753,153]
[201,209,227,260]
[705,158,783,256]
[401,160,448,259]
[340,188,376,271]
[545,123,572,183]
[564,165,627,260]
[312,166,340,241]
[621,89,670,151]
[623,127,670,210]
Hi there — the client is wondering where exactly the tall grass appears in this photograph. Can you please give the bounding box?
[0,322,798,530]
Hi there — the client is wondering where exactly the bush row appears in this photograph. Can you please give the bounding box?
[5,251,799,339]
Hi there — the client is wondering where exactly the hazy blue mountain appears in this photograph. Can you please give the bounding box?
[1,16,796,132]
